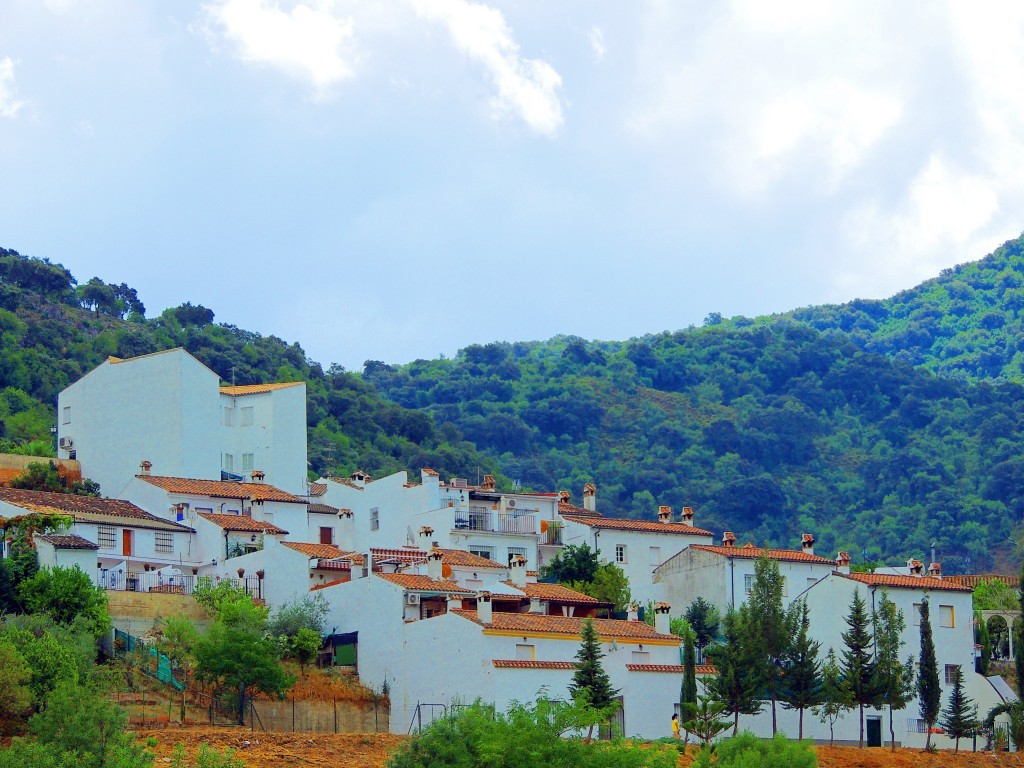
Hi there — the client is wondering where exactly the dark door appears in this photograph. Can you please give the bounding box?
[866,717,882,747]
[122,530,133,557]
[320,526,333,545]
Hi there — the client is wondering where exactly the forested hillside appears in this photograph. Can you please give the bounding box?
[0,246,500,484]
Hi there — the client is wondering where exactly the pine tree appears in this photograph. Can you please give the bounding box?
[976,611,991,676]
[680,629,698,745]
[841,588,880,748]
[747,554,788,735]
[706,603,764,735]
[917,597,942,751]
[684,597,720,664]
[780,599,822,740]
[569,618,619,740]
[873,588,914,751]
[815,649,852,746]
[940,666,976,752]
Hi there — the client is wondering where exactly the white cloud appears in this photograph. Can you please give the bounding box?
[0,57,25,118]
[589,27,606,62]
[411,0,564,136]
[198,0,356,96]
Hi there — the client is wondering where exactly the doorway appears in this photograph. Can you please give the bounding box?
[866,716,882,747]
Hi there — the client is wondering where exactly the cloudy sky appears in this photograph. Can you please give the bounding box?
[1,1,1023,369]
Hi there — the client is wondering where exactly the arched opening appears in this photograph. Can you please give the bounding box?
[988,615,1010,660]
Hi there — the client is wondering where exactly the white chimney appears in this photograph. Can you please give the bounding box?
[139,460,152,476]
[928,562,942,579]
[418,526,434,550]
[627,602,639,622]
[654,602,671,635]
[446,594,463,613]
[477,591,493,623]
[528,597,544,614]
[427,547,443,581]
[509,554,528,587]
[801,533,815,556]
[835,551,851,574]
[657,506,671,523]
[583,483,596,512]
[680,507,694,526]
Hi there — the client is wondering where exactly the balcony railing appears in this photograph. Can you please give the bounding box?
[454,511,537,534]
[99,572,264,600]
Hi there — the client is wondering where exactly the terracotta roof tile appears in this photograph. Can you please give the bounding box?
[310,579,346,591]
[307,503,339,514]
[441,549,508,570]
[689,544,834,564]
[502,581,602,604]
[139,476,307,504]
[492,660,575,670]
[558,502,601,517]
[451,611,679,641]
[219,382,304,396]
[197,513,288,534]
[376,573,475,594]
[839,572,973,593]
[562,515,714,537]
[281,542,347,558]
[944,574,1019,589]
[0,488,192,533]
[326,477,363,490]
[36,533,99,550]
[307,483,328,497]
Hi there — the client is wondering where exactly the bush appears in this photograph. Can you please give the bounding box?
[386,699,676,768]
[692,732,817,768]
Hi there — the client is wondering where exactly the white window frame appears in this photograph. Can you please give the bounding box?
[744,574,754,595]
[222,453,234,472]
[649,546,662,566]
[939,605,954,628]
[154,532,174,554]
[515,643,535,661]
[370,507,379,531]
[242,453,254,472]
[944,664,961,685]
[241,406,254,426]
[615,544,627,564]
[62,406,71,425]
[222,407,235,427]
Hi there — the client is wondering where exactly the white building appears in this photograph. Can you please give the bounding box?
[560,505,716,604]
[57,348,308,497]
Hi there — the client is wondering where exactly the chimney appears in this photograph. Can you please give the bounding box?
[251,470,265,482]
[627,602,639,622]
[928,562,942,579]
[418,526,434,549]
[908,558,924,577]
[658,506,671,523]
[509,554,528,587]
[477,591,493,624]
[446,594,463,613]
[583,483,596,512]
[558,490,571,504]
[654,602,671,635]
[528,596,544,614]
[801,533,815,556]
[139,460,152,476]
[427,546,443,581]
[350,470,370,488]
[680,507,694,526]
[481,474,495,491]
[421,467,439,483]
[721,532,736,548]
[835,551,851,574]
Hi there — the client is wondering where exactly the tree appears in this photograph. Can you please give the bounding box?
[973,577,1019,611]
[0,639,31,735]
[541,544,599,584]
[684,597,720,664]
[976,611,992,676]
[268,594,328,638]
[747,554,788,734]
[682,685,730,749]
[815,649,852,746]
[16,566,110,637]
[706,604,763,735]
[290,628,322,674]
[940,666,976,752]
[569,618,619,740]
[569,563,631,613]
[840,588,880,747]
[780,599,821,739]
[917,597,942,751]
[9,462,100,496]
[680,628,698,745]
[873,588,914,751]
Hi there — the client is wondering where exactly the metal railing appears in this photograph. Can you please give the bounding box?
[100,572,264,599]
[455,511,537,534]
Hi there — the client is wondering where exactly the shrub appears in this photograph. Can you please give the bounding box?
[691,732,816,768]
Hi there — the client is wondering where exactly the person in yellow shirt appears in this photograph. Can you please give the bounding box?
[671,712,681,739]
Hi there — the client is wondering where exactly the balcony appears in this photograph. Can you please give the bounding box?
[99,571,264,600]
[453,510,537,535]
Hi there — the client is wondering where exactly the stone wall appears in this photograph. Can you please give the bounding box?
[107,591,213,640]
[249,699,389,734]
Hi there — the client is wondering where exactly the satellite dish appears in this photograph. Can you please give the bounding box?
[442,563,453,579]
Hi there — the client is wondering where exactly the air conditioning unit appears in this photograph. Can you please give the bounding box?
[406,593,420,606]
[59,437,73,449]
[501,498,518,513]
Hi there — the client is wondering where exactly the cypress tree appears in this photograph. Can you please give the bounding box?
[569,618,619,739]
[707,603,764,735]
[680,629,697,744]
[917,597,942,751]
[873,588,914,751]
[780,599,822,740]
[1017,565,1024,699]
[940,666,976,752]
[841,588,880,748]
[747,554,788,735]
[976,611,991,676]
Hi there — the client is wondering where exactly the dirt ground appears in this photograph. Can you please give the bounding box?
[136,727,1024,768]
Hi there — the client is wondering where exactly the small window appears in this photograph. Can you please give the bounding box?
[370,507,379,531]
[242,453,254,471]
[945,664,961,685]
[469,545,494,560]
[615,544,627,564]
[62,406,71,425]
[907,718,928,733]
[320,527,334,545]
[515,644,535,661]
[912,603,923,625]
[154,532,173,553]
[631,651,651,664]
[222,407,235,427]
[97,526,116,548]
[241,406,254,426]
[222,453,234,471]
[195,507,213,514]
[649,546,662,566]
[939,605,954,628]
[744,574,754,595]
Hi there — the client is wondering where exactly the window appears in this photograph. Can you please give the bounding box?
[649,546,662,566]
[320,527,334,545]
[97,526,116,548]
[370,507,379,531]
[507,546,527,563]
[222,407,235,426]
[907,718,928,733]
[744,574,754,595]
[469,545,495,560]
[912,603,922,625]
[195,507,213,515]
[222,453,234,471]
[631,651,651,664]
[242,453,254,471]
[515,644,535,661]
[615,544,627,564]
[241,406,254,426]
[154,532,173,553]
[945,664,961,685]
[62,406,71,425]
[939,605,954,628]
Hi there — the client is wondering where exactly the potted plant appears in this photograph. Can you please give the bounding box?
[256,569,265,580]
[237,567,245,579]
